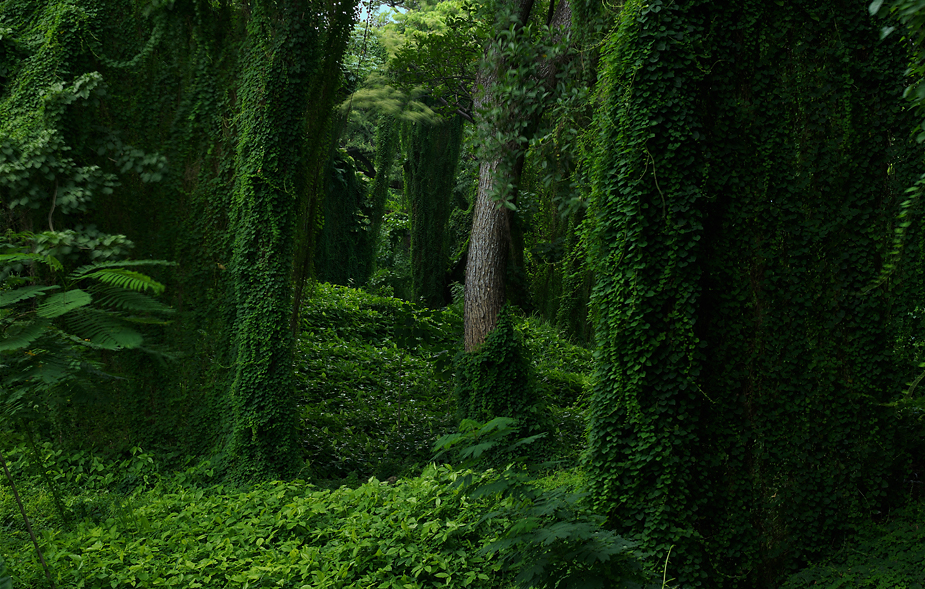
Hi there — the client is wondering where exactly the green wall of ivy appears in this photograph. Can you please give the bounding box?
[586,1,920,586]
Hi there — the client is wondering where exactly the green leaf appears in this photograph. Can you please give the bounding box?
[0,285,59,307]
[37,289,92,318]
[869,0,885,15]
[66,309,144,349]
[0,318,51,351]
[80,268,166,294]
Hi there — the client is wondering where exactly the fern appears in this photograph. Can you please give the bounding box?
[90,284,174,314]
[65,308,143,350]
[78,268,165,294]
[36,289,92,318]
[69,259,175,277]
[0,252,64,271]
[0,285,59,307]
[0,319,51,351]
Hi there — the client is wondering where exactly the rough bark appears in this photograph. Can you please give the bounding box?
[465,157,510,351]
[463,0,572,351]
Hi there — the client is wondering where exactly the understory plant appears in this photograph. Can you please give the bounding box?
[434,417,655,589]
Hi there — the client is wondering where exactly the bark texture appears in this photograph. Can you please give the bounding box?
[463,0,571,351]
[464,157,510,351]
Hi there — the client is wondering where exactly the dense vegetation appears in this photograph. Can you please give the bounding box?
[2,0,925,587]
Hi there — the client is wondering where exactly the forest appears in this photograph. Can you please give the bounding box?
[1,0,925,587]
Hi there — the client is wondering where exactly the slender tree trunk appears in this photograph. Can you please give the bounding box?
[463,0,571,351]
[465,157,510,351]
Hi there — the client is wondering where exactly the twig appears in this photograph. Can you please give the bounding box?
[0,448,57,588]
[48,179,58,232]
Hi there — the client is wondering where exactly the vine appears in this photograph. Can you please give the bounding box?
[586,0,918,586]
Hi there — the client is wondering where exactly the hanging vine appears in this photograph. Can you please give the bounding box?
[586,0,918,586]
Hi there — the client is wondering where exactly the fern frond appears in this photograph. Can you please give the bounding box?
[81,268,166,294]
[90,284,174,314]
[69,259,175,279]
[0,318,51,351]
[0,285,59,308]
[0,252,64,271]
[65,308,143,350]
[37,289,92,318]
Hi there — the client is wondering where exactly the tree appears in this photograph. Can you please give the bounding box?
[402,114,464,307]
[586,0,918,586]
[226,0,357,480]
[463,0,573,351]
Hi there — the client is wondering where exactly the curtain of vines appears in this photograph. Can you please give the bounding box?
[402,115,463,308]
[0,0,356,476]
[586,1,918,587]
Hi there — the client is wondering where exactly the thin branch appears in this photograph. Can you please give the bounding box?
[0,448,57,588]
[48,179,58,232]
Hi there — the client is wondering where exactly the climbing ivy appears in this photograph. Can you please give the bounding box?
[402,114,464,307]
[227,0,356,481]
[586,1,918,587]
[454,305,549,449]
[0,0,358,475]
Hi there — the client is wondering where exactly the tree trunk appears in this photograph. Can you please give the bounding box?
[463,0,571,351]
[465,157,510,351]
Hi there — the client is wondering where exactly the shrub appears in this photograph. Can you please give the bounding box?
[780,499,925,589]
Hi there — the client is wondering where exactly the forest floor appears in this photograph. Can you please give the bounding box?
[1,284,923,588]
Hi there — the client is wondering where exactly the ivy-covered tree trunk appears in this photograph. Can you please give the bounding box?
[403,116,464,308]
[228,0,353,481]
[586,0,916,586]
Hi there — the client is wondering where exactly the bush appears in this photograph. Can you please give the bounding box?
[780,498,925,589]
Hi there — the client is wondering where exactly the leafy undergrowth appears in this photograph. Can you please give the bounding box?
[780,498,925,589]
[3,459,504,588]
[295,283,592,483]
[296,283,461,482]
[1,441,651,589]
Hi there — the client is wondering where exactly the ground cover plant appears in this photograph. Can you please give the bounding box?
[779,498,925,589]
[1,423,652,589]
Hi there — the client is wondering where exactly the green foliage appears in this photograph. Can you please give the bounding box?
[315,149,378,286]
[0,235,173,434]
[371,206,414,299]
[402,114,464,307]
[455,306,550,445]
[434,417,654,589]
[871,0,925,142]
[226,0,357,482]
[586,0,918,586]
[780,499,925,589]
[4,461,509,589]
[296,283,460,479]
